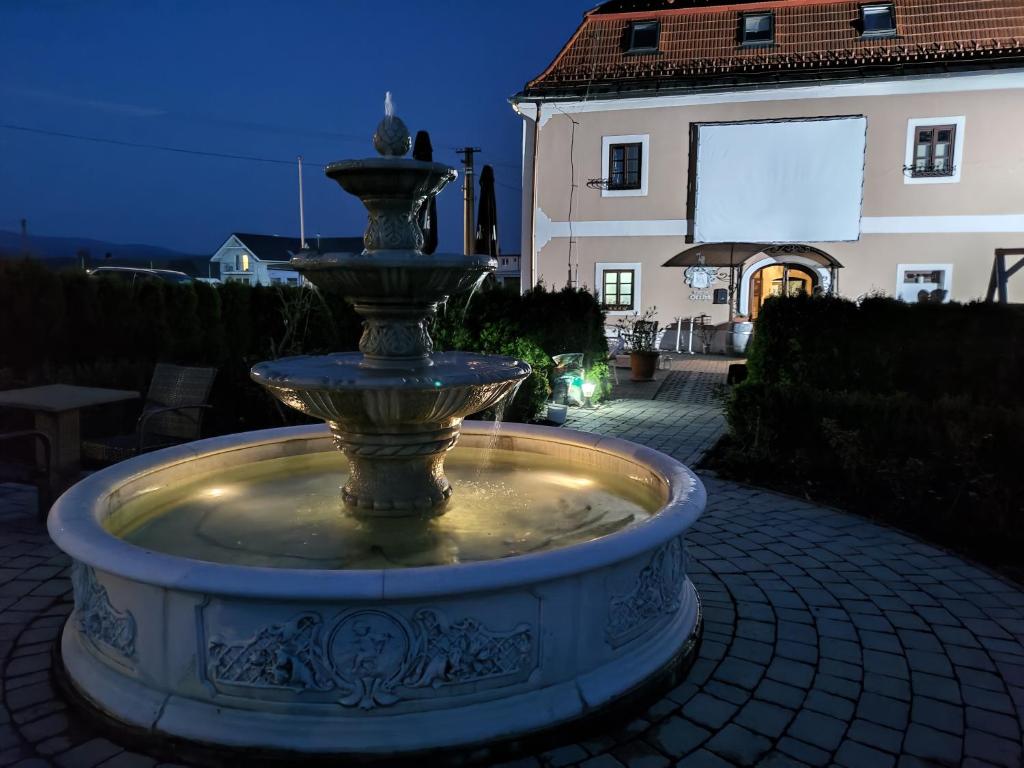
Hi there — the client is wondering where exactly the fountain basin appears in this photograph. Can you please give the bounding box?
[49,423,704,759]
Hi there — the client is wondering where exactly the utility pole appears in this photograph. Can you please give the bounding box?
[297,156,307,249]
[455,147,480,255]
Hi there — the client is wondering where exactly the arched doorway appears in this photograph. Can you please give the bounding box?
[748,263,817,320]
[737,246,841,318]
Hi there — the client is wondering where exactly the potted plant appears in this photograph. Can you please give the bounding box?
[617,308,660,382]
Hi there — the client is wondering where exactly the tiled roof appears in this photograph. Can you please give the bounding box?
[231,233,364,262]
[521,0,1024,97]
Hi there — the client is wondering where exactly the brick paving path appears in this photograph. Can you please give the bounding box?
[0,358,1021,767]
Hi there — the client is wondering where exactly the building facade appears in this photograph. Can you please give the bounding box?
[512,0,1024,324]
[209,233,363,287]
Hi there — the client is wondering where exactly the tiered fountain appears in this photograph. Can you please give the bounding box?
[48,99,706,763]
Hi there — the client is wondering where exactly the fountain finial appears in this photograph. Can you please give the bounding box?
[374,91,412,157]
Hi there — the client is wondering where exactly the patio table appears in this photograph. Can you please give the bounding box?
[0,384,139,482]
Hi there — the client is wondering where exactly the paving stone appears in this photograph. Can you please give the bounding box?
[701,681,748,706]
[775,736,832,766]
[803,689,855,720]
[846,718,904,754]
[911,672,962,704]
[820,658,862,681]
[834,739,897,768]
[910,696,963,735]
[712,658,764,690]
[729,638,773,664]
[812,673,860,700]
[863,673,912,702]
[11,699,66,726]
[542,744,589,767]
[646,716,708,756]
[906,650,953,677]
[965,725,1022,767]
[776,640,817,664]
[3,656,49,677]
[766,658,815,689]
[703,724,772,766]
[857,692,910,729]
[964,707,1020,740]
[579,756,626,768]
[673,750,732,768]
[94,756,157,768]
[679,693,738,731]
[902,723,963,764]
[611,740,670,768]
[754,680,806,709]
[787,710,847,751]
[734,699,794,739]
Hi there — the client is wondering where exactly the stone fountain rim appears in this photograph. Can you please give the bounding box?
[251,351,533,391]
[47,423,705,602]
[292,251,496,268]
[325,157,457,176]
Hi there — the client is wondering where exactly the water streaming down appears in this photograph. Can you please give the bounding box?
[107,446,660,570]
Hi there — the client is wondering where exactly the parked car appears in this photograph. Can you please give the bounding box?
[88,266,194,287]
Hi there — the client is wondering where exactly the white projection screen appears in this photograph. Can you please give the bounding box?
[693,117,867,243]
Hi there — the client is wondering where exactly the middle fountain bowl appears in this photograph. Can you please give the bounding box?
[251,107,531,516]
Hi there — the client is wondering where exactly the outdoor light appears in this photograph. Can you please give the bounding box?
[582,379,597,408]
[567,375,584,406]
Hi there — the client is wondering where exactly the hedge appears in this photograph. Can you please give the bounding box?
[0,260,608,432]
[711,294,1024,573]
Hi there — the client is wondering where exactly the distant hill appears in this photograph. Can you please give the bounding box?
[0,230,210,276]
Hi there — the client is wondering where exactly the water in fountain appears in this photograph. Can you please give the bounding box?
[106,446,659,569]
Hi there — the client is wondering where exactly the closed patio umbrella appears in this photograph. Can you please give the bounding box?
[413,131,439,254]
[473,164,499,258]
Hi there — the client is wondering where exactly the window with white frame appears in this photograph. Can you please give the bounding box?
[601,134,650,197]
[596,262,642,313]
[904,117,965,184]
[896,264,953,303]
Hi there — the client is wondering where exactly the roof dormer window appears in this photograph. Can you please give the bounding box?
[740,12,774,47]
[626,20,660,53]
[861,3,897,37]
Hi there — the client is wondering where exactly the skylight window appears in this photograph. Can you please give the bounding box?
[627,20,660,52]
[741,12,774,46]
[862,3,897,37]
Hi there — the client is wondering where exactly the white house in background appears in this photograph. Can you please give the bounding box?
[209,233,363,287]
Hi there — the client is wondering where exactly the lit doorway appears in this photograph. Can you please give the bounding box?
[749,264,817,320]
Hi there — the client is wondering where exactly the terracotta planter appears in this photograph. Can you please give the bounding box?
[630,351,660,382]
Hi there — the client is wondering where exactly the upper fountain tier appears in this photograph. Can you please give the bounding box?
[250,99,530,515]
[291,109,495,366]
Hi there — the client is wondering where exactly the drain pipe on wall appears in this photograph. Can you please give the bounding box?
[531,102,541,289]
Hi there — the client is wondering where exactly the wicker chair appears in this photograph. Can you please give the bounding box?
[81,364,216,466]
[0,430,53,519]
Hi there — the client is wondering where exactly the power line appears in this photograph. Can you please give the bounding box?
[0,123,326,168]
[2,122,528,181]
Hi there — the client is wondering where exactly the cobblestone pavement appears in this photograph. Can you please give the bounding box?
[0,358,1021,767]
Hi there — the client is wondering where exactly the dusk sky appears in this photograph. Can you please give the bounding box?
[0,0,591,256]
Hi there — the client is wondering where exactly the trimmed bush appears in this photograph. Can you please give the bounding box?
[1,261,607,430]
[712,294,1024,572]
